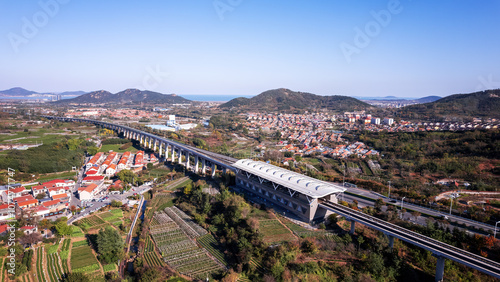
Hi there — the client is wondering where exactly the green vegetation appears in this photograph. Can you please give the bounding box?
[96,226,124,264]
[36,247,46,282]
[70,245,99,273]
[0,138,95,174]
[220,88,372,113]
[258,219,297,243]
[398,89,500,120]
[70,226,85,238]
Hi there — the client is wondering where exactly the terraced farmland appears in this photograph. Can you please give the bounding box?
[76,215,106,230]
[197,234,229,267]
[258,219,296,243]
[150,209,224,280]
[70,245,100,274]
[47,252,64,282]
[36,247,47,282]
[71,226,85,238]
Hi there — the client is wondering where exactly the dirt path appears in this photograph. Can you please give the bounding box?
[271,212,300,241]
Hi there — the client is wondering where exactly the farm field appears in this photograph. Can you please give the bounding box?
[71,226,85,238]
[197,234,228,267]
[150,209,224,280]
[258,219,296,243]
[70,245,100,274]
[47,251,64,282]
[36,247,47,282]
[75,215,107,230]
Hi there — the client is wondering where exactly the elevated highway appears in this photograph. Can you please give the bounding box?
[320,201,500,281]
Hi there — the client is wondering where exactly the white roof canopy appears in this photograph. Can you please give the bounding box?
[233,159,346,199]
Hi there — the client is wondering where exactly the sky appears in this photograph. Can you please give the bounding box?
[0,0,499,98]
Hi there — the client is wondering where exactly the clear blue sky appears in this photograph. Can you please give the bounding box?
[1,0,499,97]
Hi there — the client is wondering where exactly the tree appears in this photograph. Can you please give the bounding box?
[55,220,72,236]
[20,232,42,245]
[96,226,124,264]
[117,169,135,184]
[86,146,99,156]
[111,200,122,208]
[36,192,46,199]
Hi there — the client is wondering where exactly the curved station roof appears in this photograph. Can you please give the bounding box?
[233,159,346,199]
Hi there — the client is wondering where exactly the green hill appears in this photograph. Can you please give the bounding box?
[397,89,500,120]
[53,89,191,105]
[220,88,372,112]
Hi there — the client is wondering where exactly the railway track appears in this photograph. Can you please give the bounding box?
[321,201,500,278]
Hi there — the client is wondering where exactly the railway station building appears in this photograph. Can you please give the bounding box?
[232,159,346,223]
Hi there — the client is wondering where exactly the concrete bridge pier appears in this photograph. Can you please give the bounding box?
[202,159,206,174]
[171,146,175,162]
[178,148,182,164]
[194,156,199,174]
[211,163,216,177]
[186,153,190,170]
[349,220,355,235]
[433,254,445,282]
[158,143,163,158]
[388,235,394,249]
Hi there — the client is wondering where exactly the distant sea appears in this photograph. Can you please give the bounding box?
[181,95,253,102]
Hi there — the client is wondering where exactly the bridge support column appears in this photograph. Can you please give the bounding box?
[222,167,227,175]
[211,163,216,177]
[186,153,190,170]
[202,159,206,174]
[434,254,445,282]
[148,137,152,149]
[388,235,394,249]
[195,156,199,174]
[153,140,157,152]
[178,148,182,164]
[140,135,144,146]
[171,146,175,162]
[349,220,355,235]
[158,143,163,158]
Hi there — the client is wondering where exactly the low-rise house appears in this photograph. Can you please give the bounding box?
[41,200,65,213]
[78,183,99,201]
[82,175,105,183]
[106,164,117,176]
[20,225,38,235]
[1,186,29,202]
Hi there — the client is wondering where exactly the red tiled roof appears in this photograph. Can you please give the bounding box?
[17,199,38,207]
[83,176,105,181]
[79,183,98,194]
[52,193,69,200]
[4,187,26,194]
[14,195,35,202]
[21,226,36,230]
[41,200,60,207]
[0,224,9,234]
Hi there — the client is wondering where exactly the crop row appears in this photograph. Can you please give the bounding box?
[47,252,64,282]
[59,252,69,276]
[86,270,106,282]
[70,246,99,270]
[0,258,4,282]
[61,238,71,251]
[197,234,228,266]
[71,226,85,238]
[47,240,60,254]
[72,239,89,248]
[165,206,207,237]
[145,235,155,253]
[36,247,46,282]
[144,251,163,267]
[72,263,100,274]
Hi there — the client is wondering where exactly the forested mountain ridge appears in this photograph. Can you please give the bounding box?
[397,89,500,120]
[220,88,372,112]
